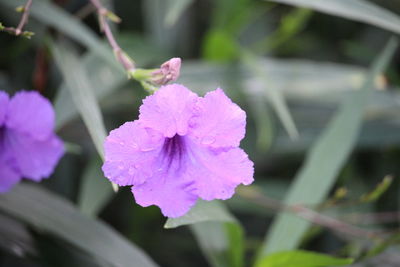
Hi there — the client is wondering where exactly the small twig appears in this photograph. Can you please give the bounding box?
[290,205,381,239]
[2,0,33,37]
[341,211,400,225]
[237,187,385,240]
[15,0,33,35]
[89,0,135,72]
[75,3,96,19]
[87,0,181,91]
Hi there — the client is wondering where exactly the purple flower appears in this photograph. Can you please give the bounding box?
[0,91,64,193]
[102,84,254,218]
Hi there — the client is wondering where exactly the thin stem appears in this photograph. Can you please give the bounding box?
[341,211,400,225]
[15,0,33,35]
[290,205,381,239]
[100,15,119,53]
[237,187,385,240]
[88,0,135,72]
[2,0,33,37]
[75,3,96,19]
[89,0,103,10]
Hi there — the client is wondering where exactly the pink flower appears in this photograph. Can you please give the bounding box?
[102,84,254,217]
[0,91,64,192]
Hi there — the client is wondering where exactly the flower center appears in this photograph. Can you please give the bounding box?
[161,134,187,170]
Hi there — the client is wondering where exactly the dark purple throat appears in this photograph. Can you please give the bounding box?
[161,134,187,170]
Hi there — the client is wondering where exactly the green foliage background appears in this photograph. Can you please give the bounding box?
[1,0,400,266]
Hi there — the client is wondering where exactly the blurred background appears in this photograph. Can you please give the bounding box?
[1,0,400,266]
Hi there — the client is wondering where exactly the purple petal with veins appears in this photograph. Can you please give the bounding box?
[103,84,254,217]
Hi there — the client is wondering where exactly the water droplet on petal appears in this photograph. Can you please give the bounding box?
[192,105,202,114]
[201,136,215,145]
[119,142,125,145]
[118,165,124,170]
[134,164,140,169]
[141,147,155,152]
[128,167,135,175]
[188,118,197,128]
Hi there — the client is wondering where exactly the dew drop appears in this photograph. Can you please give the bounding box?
[192,105,202,114]
[128,167,135,175]
[119,142,125,146]
[118,165,124,170]
[141,147,155,152]
[188,118,197,128]
[201,136,215,145]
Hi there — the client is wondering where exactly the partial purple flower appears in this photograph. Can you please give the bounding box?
[0,91,64,193]
[102,84,254,218]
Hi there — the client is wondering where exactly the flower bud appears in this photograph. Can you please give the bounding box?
[151,57,181,85]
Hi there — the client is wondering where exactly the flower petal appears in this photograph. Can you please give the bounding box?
[189,88,246,148]
[0,91,9,126]
[187,142,254,201]
[132,167,198,218]
[4,129,64,181]
[102,121,164,186]
[0,166,21,193]
[0,158,21,193]
[6,91,55,140]
[139,84,198,137]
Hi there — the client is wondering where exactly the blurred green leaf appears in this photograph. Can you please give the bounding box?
[54,34,166,129]
[264,86,299,140]
[253,8,312,54]
[165,200,244,267]
[243,53,299,140]
[0,183,158,267]
[54,49,125,130]
[212,0,252,34]
[264,0,400,35]
[247,93,274,151]
[0,0,117,67]
[143,0,191,52]
[203,30,239,62]
[279,8,311,35]
[78,157,114,217]
[258,37,398,257]
[365,233,400,258]
[178,58,374,100]
[164,200,236,228]
[52,41,107,159]
[165,0,194,26]
[192,222,243,267]
[0,213,36,257]
[360,175,393,203]
[256,250,353,267]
